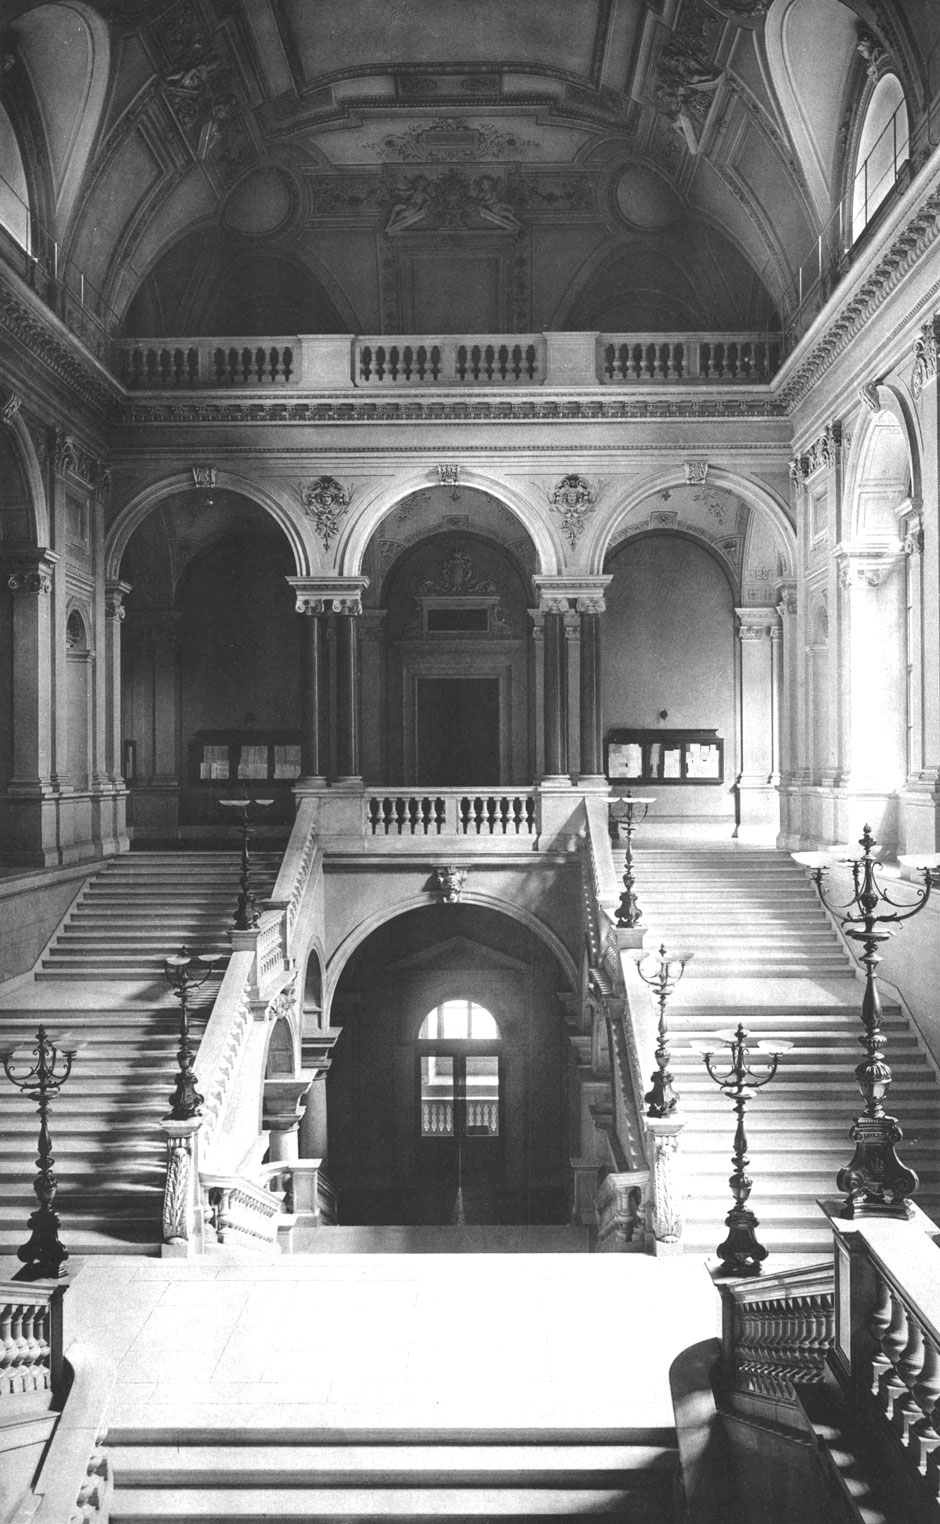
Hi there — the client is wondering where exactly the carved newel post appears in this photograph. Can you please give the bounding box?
[159,948,220,1255]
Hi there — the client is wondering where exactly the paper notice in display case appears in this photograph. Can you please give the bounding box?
[608,742,642,778]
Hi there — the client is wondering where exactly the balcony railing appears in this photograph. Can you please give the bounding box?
[115,329,783,391]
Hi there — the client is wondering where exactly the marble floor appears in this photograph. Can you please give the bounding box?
[3,1250,724,1433]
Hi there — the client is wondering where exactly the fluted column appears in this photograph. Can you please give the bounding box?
[3,550,60,864]
[104,582,132,786]
[541,597,570,786]
[288,578,369,791]
[297,612,326,786]
[578,594,606,786]
[335,611,360,785]
[835,546,907,839]
[735,606,781,843]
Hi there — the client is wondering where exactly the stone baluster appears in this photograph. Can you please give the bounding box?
[877,1285,911,1420]
[893,1313,927,1438]
[910,1337,940,1487]
[870,1272,895,1395]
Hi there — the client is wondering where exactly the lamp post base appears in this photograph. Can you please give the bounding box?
[836,1113,918,1219]
[715,1206,769,1277]
[17,1204,69,1279]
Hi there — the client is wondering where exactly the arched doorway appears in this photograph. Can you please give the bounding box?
[416,999,502,1222]
[357,486,538,786]
[327,904,571,1226]
[118,490,301,841]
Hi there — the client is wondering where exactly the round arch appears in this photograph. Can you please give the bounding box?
[1,409,49,546]
[104,470,312,583]
[584,466,796,577]
[324,892,578,1012]
[604,522,742,598]
[335,467,564,580]
[300,944,325,1030]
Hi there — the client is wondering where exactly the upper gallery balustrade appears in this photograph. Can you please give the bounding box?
[115,330,783,392]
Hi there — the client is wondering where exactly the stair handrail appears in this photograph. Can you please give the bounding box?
[581,796,690,1249]
[10,1341,117,1524]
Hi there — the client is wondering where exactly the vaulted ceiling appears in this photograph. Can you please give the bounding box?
[3,0,937,336]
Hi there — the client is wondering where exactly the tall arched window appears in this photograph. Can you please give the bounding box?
[0,102,30,250]
[417,1000,501,1139]
[851,75,909,243]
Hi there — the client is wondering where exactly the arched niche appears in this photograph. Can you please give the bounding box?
[65,603,92,791]
[326,903,572,1227]
[118,491,302,838]
[848,408,912,540]
[602,528,738,828]
[302,948,324,1031]
[376,528,533,787]
[264,1016,296,1078]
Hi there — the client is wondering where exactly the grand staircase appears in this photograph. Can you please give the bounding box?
[626,844,940,1253]
[0,851,280,1255]
[104,1428,678,1520]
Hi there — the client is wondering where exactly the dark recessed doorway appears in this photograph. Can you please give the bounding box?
[417,677,500,786]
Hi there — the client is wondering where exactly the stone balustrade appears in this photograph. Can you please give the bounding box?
[0,1283,64,1398]
[828,1205,940,1515]
[365,789,538,839]
[115,329,783,391]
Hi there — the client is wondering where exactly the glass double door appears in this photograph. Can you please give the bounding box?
[415,1045,503,1223]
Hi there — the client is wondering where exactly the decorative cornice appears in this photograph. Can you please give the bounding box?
[115,396,787,426]
[789,421,843,483]
[778,187,940,411]
[0,278,116,420]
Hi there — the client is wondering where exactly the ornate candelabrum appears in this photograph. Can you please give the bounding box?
[609,793,655,929]
[1,1026,78,1278]
[163,947,222,1121]
[792,825,939,1218]
[219,794,274,930]
[631,943,693,1117]
[691,1023,792,1276]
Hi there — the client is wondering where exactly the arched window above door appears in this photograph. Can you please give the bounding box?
[418,1000,500,1041]
[851,75,909,244]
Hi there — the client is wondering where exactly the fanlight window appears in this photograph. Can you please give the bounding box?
[851,75,909,243]
[418,1000,500,1041]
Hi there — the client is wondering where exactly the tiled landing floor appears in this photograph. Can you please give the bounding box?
[3,1251,722,1431]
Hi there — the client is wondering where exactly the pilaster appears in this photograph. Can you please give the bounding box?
[3,549,61,864]
[734,606,781,843]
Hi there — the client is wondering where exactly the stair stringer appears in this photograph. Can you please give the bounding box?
[19,863,107,980]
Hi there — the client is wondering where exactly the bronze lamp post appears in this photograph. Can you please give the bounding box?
[1,1027,78,1278]
[219,794,274,930]
[609,793,655,928]
[163,947,222,1120]
[631,943,693,1117]
[691,1023,792,1276]
[792,826,938,1218]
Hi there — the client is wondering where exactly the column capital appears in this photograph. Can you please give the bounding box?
[287,576,369,616]
[105,580,133,620]
[6,548,59,596]
[533,576,610,614]
[734,605,779,641]
[775,581,797,618]
[834,540,905,588]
